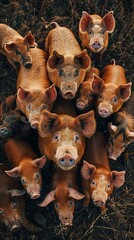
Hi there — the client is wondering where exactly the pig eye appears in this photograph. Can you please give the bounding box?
[21,178,26,185]
[74,69,79,77]
[16,50,20,56]
[88,92,93,98]
[107,183,110,189]
[69,200,74,207]
[74,134,80,142]
[98,94,103,100]
[42,104,47,110]
[88,29,93,35]
[0,210,3,215]
[53,133,60,142]
[35,173,40,181]
[12,200,19,209]
[112,97,118,104]
[91,180,96,187]
[54,203,60,209]
[100,29,105,34]
[59,69,64,77]
[26,105,32,111]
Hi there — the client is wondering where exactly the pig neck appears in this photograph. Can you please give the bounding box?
[52,94,77,117]
[4,139,37,167]
[84,131,110,171]
[102,65,126,86]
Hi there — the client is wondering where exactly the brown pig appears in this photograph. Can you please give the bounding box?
[76,67,100,113]
[0,23,36,72]
[79,11,115,54]
[91,62,132,118]
[38,165,84,226]
[107,91,134,160]
[0,164,40,232]
[4,139,46,199]
[45,22,91,99]
[38,109,96,170]
[17,47,57,129]
[81,131,125,213]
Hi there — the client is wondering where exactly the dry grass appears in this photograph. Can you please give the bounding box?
[0,0,134,239]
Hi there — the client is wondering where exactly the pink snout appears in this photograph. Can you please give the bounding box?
[58,154,75,169]
[62,90,75,100]
[92,41,102,51]
[98,107,111,118]
[93,199,105,207]
[30,119,39,129]
[76,100,85,110]
[30,191,40,199]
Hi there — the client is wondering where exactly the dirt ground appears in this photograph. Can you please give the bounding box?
[0,0,133,239]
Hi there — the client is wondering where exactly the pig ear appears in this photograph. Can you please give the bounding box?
[111,170,125,188]
[4,42,15,52]
[9,189,26,197]
[45,84,57,102]
[79,11,93,32]
[17,87,31,101]
[102,11,115,33]
[75,110,96,138]
[118,83,132,102]
[74,49,91,69]
[81,160,96,180]
[38,190,56,207]
[68,187,85,200]
[34,155,46,168]
[91,74,105,93]
[48,51,64,69]
[6,95,16,110]
[5,167,20,178]
[126,131,134,143]
[108,123,118,135]
[1,100,10,114]
[24,31,35,46]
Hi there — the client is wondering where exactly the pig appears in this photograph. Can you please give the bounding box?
[0,23,36,72]
[45,22,91,99]
[0,164,40,232]
[4,139,46,199]
[79,11,115,55]
[38,165,84,226]
[38,109,96,170]
[76,67,100,113]
[107,92,134,160]
[16,47,57,129]
[81,131,125,213]
[91,62,132,118]
[0,95,32,140]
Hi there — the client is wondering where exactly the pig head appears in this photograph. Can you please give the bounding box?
[79,11,115,53]
[81,160,125,213]
[91,74,132,118]
[47,49,90,99]
[38,109,96,170]
[38,182,84,226]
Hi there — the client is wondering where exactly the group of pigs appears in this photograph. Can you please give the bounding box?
[0,10,133,231]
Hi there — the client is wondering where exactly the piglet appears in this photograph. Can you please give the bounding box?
[45,22,91,99]
[4,139,46,199]
[81,131,125,213]
[0,164,40,232]
[0,23,36,72]
[38,165,84,226]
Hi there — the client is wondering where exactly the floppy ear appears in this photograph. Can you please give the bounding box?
[45,84,57,102]
[91,74,105,93]
[48,51,64,69]
[5,167,20,178]
[81,160,96,180]
[102,11,115,33]
[75,110,96,138]
[34,155,46,168]
[1,100,10,114]
[118,83,132,102]
[111,170,125,188]
[74,49,91,69]
[17,87,31,101]
[108,123,118,135]
[38,190,56,207]
[79,11,93,32]
[68,187,85,200]
[24,31,35,46]
[9,189,26,197]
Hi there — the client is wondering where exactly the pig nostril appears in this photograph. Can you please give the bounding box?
[69,159,74,163]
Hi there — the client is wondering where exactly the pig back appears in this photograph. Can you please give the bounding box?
[102,64,126,85]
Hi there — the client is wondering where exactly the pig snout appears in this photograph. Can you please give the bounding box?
[0,127,9,137]
[21,56,32,68]
[58,154,75,169]
[93,199,105,207]
[30,118,39,129]
[28,187,41,199]
[76,99,85,110]
[62,89,75,100]
[92,41,102,51]
[9,221,21,232]
[60,215,73,227]
[98,107,111,118]
[61,82,77,100]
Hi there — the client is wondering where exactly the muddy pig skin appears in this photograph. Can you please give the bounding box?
[0,95,32,140]
[17,47,57,129]
[4,139,46,199]
[38,165,84,227]
[107,91,134,160]
[45,22,91,99]
[0,23,36,72]
[38,109,96,171]
[79,11,115,54]
[76,67,100,113]
[91,62,132,118]
[81,131,125,213]
[0,164,40,232]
